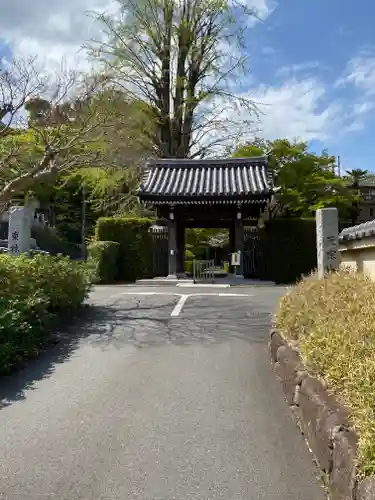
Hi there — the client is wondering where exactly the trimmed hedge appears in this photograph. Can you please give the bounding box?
[255,218,317,284]
[0,254,91,375]
[185,248,195,274]
[185,249,195,260]
[95,217,153,282]
[88,241,120,283]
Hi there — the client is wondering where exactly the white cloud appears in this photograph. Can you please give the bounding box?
[337,51,375,94]
[275,61,321,79]
[3,0,371,148]
[215,74,374,145]
[331,49,375,138]
[0,0,115,67]
[241,0,276,20]
[352,101,375,115]
[261,46,277,56]
[1,0,276,66]
[237,78,342,142]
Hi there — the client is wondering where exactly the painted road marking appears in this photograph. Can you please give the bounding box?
[117,292,253,297]
[171,295,189,316]
[99,291,254,316]
[176,283,230,288]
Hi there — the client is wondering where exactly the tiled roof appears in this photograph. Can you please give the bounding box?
[339,220,375,242]
[139,157,272,204]
[358,175,375,187]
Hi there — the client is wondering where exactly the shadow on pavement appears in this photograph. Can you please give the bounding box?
[0,297,272,411]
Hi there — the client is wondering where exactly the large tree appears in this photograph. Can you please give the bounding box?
[0,59,108,212]
[0,58,151,214]
[91,0,259,159]
[233,138,356,218]
[345,169,369,225]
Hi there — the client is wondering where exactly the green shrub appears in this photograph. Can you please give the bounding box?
[88,241,120,283]
[95,217,153,281]
[32,225,81,258]
[0,254,91,375]
[185,260,193,273]
[276,270,375,477]
[192,244,209,259]
[250,218,317,283]
[185,249,195,260]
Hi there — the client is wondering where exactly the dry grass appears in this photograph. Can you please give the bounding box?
[275,269,375,477]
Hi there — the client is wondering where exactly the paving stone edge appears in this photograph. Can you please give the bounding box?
[269,329,375,500]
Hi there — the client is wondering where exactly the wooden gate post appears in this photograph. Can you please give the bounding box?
[167,214,177,279]
[234,216,244,278]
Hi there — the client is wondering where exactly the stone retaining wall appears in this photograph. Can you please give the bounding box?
[269,329,375,500]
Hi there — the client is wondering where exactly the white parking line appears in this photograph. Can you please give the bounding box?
[176,283,230,288]
[217,293,253,297]
[171,295,189,316]
[98,291,254,317]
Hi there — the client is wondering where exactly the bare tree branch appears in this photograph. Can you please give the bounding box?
[0,63,123,213]
[0,57,47,136]
[89,0,259,159]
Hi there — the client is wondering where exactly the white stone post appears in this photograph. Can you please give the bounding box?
[8,206,31,255]
[316,208,339,279]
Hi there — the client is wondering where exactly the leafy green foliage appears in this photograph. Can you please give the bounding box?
[346,169,369,186]
[0,67,150,213]
[95,217,153,281]
[185,261,193,274]
[185,228,228,260]
[0,254,91,375]
[185,249,195,260]
[345,169,370,224]
[184,248,195,274]
[233,138,355,218]
[88,241,120,283]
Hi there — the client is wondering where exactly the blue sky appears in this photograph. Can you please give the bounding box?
[1,0,375,172]
[244,0,375,171]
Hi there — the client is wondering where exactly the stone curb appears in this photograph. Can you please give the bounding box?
[269,329,375,500]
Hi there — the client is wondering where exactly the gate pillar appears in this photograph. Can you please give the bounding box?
[167,214,177,278]
[234,216,244,278]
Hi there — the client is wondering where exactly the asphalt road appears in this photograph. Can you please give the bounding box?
[0,285,326,500]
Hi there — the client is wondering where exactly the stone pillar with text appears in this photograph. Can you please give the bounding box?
[8,206,31,255]
[316,207,340,279]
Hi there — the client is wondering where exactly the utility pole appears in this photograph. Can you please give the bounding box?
[337,156,341,177]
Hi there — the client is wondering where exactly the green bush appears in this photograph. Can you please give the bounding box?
[253,218,317,283]
[192,244,209,259]
[0,254,91,375]
[32,225,81,258]
[95,217,153,281]
[185,249,195,260]
[276,270,375,477]
[185,260,193,274]
[88,241,120,283]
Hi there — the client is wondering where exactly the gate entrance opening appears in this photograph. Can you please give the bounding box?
[139,157,275,280]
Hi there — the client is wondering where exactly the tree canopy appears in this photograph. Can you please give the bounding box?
[0,58,153,215]
[232,138,356,218]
